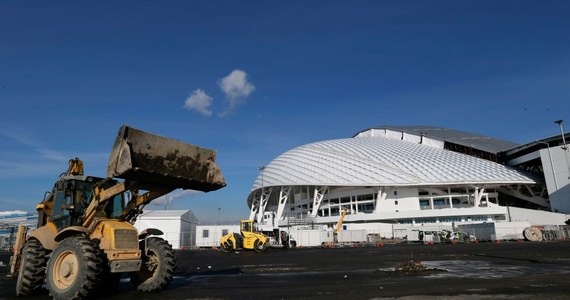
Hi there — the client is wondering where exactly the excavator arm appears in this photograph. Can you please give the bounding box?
[66,158,84,176]
[121,187,173,223]
[334,207,348,234]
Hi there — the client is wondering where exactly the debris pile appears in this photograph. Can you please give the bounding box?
[390,260,445,275]
[396,260,427,272]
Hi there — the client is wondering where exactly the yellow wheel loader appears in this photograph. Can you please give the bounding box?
[220,220,269,253]
[9,125,226,299]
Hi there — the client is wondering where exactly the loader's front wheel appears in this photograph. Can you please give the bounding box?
[16,238,47,296]
[46,235,103,300]
[130,237,176,292]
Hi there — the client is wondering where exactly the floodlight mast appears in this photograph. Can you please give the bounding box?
[554,119,570,180]
[536,140,558,190]
[258,166,266,221]
[259,166,266,194]
[554,120,567,150]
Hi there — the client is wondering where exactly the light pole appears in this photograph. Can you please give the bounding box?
[555,119,570,179]
[259,166,266,194]
[257,166,266,222]
[537,140,558,191]
[555,120,567,150]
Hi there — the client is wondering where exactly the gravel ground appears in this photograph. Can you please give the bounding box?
[1,240,570,299]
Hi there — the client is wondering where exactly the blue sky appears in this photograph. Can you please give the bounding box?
[1,1,569,224]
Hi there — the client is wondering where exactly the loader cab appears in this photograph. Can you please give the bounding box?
[45,176,124,231]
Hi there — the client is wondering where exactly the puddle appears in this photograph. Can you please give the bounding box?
[420,260,570,279]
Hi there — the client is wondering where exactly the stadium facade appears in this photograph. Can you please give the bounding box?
[247,126,570,240]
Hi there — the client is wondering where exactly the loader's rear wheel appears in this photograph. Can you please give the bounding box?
[130,237,176,292]
[46,235,103,300]
[16,238,47,296]
[220,241,233,253]
[253,240,267,253]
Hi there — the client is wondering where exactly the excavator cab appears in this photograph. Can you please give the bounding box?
[220,220,269,253]
[43,177,126,230]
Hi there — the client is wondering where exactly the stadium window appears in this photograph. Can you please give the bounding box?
[394,191,398,196]
[395,200,399,205]
[222,229,228,236]
[202,229,209,238]
[357,194,373,201]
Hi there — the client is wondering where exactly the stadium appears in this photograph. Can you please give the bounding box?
[247,126,570,244]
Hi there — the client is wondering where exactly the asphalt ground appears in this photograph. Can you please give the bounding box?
[2,241,570,299]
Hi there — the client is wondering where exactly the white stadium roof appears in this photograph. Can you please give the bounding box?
[251,135,538,192]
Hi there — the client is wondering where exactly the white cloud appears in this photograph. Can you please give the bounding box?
[184,89,213,116]
[218,69,255,116]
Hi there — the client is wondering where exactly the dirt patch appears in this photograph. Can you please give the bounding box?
[387,260,447,275]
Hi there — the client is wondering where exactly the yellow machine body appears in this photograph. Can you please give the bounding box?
[220,220,269,252]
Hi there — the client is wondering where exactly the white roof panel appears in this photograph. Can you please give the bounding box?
[251,136,537,191]
[138,210,193,220]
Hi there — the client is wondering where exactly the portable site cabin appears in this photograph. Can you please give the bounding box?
[195,225,241,248]
[134,210,199,249]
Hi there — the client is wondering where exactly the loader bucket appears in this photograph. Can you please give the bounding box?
[107,125,226,192]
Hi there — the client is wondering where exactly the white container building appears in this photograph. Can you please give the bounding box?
[195,225,241,248]
[134,210,198,249]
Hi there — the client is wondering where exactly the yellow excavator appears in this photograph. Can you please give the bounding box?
[219,219,269,253]
[321,207,349,248]
[333,207,348,243]
[9,125,226,299]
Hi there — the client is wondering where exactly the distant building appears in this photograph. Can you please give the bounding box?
[247,126,570,244]
[0,209,202,250]
[0,210,38,227]
[0,210,38,251]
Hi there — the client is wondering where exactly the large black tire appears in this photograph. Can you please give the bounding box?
[46,235,103,300]
[253,239,268,253]
[220,240,233,253]
[289,240,297,248]
[16,238,47,296]
[130,237,176,292]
